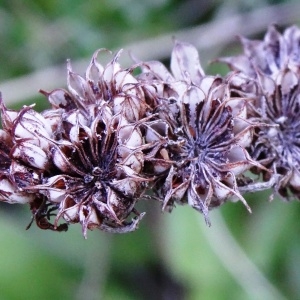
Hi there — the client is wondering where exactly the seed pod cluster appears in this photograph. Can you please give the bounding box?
[1,25,299,237]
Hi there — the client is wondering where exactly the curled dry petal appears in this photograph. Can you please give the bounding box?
[218,25,300,79]
[0,177,34,204]
[13,107,52,148]
[11,142,49,170]
[42,49,148,123]
[171,40,205,85]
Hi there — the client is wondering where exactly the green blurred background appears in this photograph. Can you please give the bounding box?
[1,1,300,299]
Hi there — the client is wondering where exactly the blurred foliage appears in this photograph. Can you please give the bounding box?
[0,0,179,81]
[0,0,300,299]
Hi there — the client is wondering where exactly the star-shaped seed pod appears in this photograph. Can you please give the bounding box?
[139,41,261,222]
[218,25,300,200]
[31,50,154,237]
[0,96,71,231]
[246,69,300,200]
[35,104,148,237]
[0,48,154,237]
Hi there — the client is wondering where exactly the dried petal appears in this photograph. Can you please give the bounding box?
[0,177,34,204]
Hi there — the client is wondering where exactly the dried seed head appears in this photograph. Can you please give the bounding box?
[140,42,259,222]
[33,51,152,237]
[219,25,300,200]
[44,106,148,237]
[248,69,300,200]
[0,98,49,204]
[0,49,151,237]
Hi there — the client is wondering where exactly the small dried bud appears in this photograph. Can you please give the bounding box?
[0,99,46,205]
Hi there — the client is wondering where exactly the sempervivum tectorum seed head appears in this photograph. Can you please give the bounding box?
[140,42,261,223]
[219,26,300,200]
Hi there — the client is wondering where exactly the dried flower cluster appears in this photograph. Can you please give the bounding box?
[1,25,300,237]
